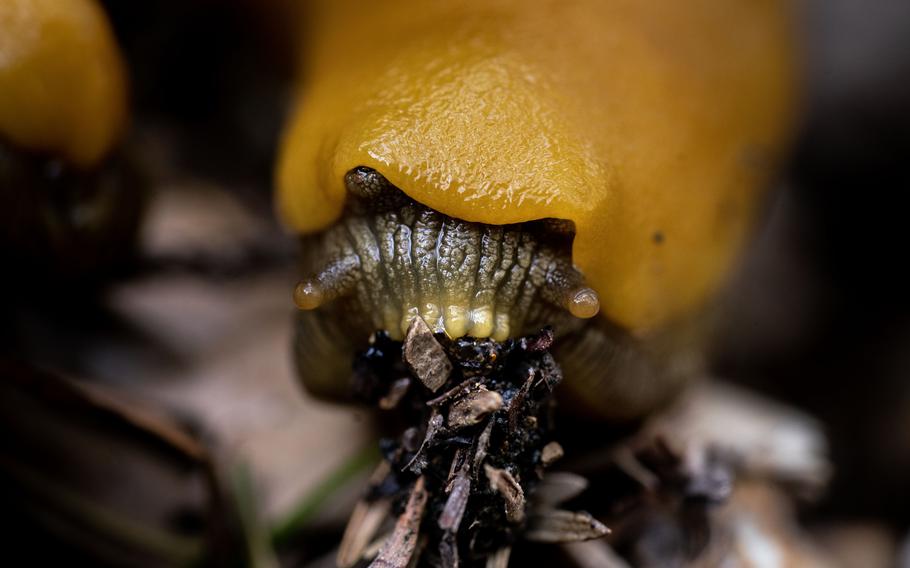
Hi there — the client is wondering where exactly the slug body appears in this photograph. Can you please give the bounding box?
[0,0,139,281]
[0,0,126,167]
[279,0,797,420]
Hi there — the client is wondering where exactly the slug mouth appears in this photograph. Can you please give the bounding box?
[294,167,599,342]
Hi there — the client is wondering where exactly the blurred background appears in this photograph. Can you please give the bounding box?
[1,0,909,565]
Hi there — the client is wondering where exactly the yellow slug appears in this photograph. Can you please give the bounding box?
[0,0,127,168]
[277,0,797,336]
[0,0,139,282]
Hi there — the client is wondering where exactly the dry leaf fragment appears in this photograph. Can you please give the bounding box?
[370,477,428,568]
[403,412,444,474]
[472,419,495,480]
[338,498,392,568]
[439,457,471,568]
[448,387,503,430]
[439,469,472,532]
[525,510,610,543]
[484,465,526,523]
[507,369,535,432]
[426,376,482,407]
[541,441,565,467]
[403,318,451,392]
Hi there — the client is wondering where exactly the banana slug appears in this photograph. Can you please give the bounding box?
[278,0,798,421]
[0,0,140,281]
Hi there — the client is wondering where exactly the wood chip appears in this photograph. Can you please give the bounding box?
[402,317,452,392]
[507,369,535,432]
[484,465,526,523]
[426,376,482,407]
[361,532,391,563]
[379,377,412,410]
[439,467,472,532]
[446,448,468,489]
[448,387,503,430]
[472,419,495,481]
[403,412,444,474]
[541,441,564,467]
[533,472,589,508]
[438,457,470,568]
[525,510,610,543]
[338,498,392,568]
[370,477,428,568]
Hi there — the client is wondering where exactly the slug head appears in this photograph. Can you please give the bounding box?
[277,0,798,334]
[295,167,599,342]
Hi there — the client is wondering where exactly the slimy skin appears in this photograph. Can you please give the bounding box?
[280,0,798,420]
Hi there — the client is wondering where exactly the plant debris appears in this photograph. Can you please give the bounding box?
[525,510,610,543]
[335,324,829,568]
[402,317,452,392]
[371,476,428,568]
[341,324,605,567]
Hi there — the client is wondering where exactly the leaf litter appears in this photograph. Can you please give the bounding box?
[339,324,607,567]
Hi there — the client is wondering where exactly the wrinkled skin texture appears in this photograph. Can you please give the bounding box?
[278,0,797,333]
[0,0,126,168]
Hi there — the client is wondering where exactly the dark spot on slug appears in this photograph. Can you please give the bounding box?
[653,231,665,244]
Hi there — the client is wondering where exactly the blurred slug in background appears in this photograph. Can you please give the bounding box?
[278,0,799,422]
[0,0,142,285]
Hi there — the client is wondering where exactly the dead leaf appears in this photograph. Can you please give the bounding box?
[484,465,526,523]
[448,387,503,430]
[370,477,428,568]
[525,510,610,543]
[402,318,451,392]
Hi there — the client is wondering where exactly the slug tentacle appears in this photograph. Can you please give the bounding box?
[293,254,360,311]
[344,166,410,212]
[539,258,601,320]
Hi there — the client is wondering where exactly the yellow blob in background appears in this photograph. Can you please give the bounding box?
[0,0,127,168]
